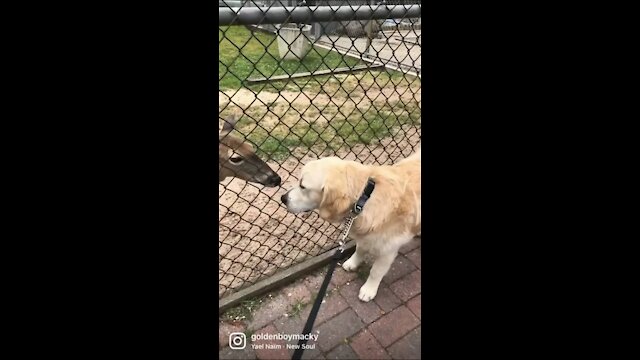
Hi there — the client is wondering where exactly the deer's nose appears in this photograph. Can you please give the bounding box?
[281,193,288,205]
[258,173,281,187]
[269,174,282,187]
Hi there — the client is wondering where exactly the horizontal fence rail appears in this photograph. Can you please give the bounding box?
[219,4,422,25]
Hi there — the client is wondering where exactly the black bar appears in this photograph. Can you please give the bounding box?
[245,64,384,84]
[219,5,421,25]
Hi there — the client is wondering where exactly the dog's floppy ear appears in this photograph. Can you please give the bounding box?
[318,177,351,222]
[318,163,367,222]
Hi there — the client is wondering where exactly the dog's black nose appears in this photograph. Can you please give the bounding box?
[280,193,288,205]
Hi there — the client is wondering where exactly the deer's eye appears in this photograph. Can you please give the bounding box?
[229,156,244,164]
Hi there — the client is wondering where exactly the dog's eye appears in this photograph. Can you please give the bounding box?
[299,184,305,189]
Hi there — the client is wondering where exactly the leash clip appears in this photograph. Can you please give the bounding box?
[337,215,355,253]
[337,178,376,253]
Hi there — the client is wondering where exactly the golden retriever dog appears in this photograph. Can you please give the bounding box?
[281,151,421,301]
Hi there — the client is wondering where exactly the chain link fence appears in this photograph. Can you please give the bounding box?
[219,0,421,299]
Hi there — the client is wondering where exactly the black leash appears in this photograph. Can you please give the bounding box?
[290,248,344,360]
[291,178,375,360]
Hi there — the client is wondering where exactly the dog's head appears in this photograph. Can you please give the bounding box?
[280,157,369,222]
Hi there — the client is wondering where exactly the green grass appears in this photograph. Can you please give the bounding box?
[235,97,421,161]
[221,297,264,321]
[286,299,308,318]
[219,25,362,90]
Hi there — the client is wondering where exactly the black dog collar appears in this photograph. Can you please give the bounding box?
[352,178,376,215]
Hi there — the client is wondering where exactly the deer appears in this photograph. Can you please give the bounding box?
[219,115,281,187]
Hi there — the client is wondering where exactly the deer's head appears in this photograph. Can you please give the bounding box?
[219,115,281,187]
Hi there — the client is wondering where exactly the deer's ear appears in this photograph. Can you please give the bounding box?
[220,115,238,136]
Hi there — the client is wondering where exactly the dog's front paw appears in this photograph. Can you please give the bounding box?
[358,282,379,302]
[342,257,360,272]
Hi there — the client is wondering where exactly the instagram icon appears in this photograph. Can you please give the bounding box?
[229,332,246,350]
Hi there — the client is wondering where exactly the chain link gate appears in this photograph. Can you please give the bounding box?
[219,0,421,300]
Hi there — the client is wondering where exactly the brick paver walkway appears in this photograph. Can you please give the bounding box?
[219,238,421,359]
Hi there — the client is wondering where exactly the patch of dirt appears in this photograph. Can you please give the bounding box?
[219,123,421,298]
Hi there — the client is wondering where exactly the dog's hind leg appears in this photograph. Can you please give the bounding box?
[358,251,398,302]
[342,244,366,272]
